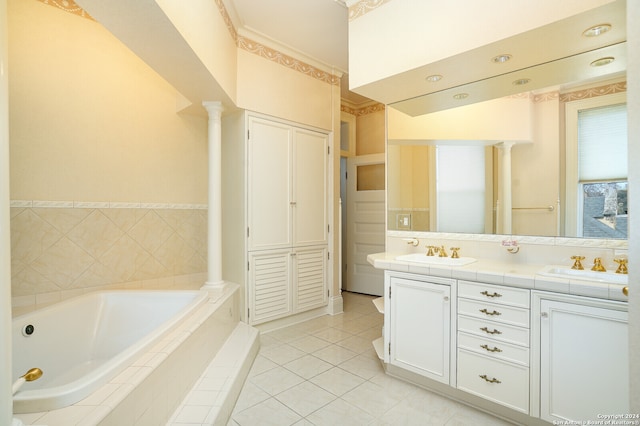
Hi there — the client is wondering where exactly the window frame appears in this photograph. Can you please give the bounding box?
[565,92,627,237]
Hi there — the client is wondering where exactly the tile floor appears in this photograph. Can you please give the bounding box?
[228,292,513,425]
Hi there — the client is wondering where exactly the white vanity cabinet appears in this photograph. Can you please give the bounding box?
[456,281,531,414]
[222,111,330,325]
[532,291,629,423]
[384,271,454,384]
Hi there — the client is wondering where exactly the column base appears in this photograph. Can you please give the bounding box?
[326,294,344,315]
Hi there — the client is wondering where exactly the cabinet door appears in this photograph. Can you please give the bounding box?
[539,299,628,423]
[248,249,292,324]
[389,276,451,384]
[293,128,328,247]
[248,117,292,251]
[293,246,327,312]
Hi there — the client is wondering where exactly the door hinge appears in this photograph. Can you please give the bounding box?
[328,224,330,233]
[345,171,348,179]
[328,146,330,155]
[327,289,330,297]
[388,342,391,355]
[247,129,250,139]
[327,251,330,260]
[247,261,250,271]
[247,307,250,319]
[247,227,250,238]
[389,286,392,299]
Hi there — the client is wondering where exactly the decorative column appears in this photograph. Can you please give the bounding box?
[201,101,225,291]
[496,141,515,235]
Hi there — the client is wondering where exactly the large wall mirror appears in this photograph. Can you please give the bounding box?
[386,0,627,241]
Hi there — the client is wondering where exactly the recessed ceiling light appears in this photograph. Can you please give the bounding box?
[513,78,531,86]
[583,24,611,37]
[590,57,615,67]
[492,54,512,64]
[425,74,443,82]
[453,93,469,100]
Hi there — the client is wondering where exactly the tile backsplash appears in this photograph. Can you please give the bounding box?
[10,201,208,311]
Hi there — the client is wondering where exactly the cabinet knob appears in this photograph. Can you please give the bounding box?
[541,312,549,318]
[622,286,628,296]
[290,201,297,206]
[444,296,450,302]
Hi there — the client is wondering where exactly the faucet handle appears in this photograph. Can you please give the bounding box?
[450,247,460,259]
[570,255,585,270]
[614,258,628,274]
[426,245,436,256]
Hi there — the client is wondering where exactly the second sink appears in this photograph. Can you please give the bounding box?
[396,253,477,266]
[537,265,628,285]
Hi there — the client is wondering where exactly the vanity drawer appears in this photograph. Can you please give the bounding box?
[457,349,529,414]
[458,281,530,308]
[458,298,530,328]
[458,315,529,347]
[458,332,529,365]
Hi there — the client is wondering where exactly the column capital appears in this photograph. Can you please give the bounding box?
[495,141,516,151]
[202,101,224,118]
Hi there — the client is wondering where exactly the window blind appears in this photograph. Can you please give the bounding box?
[578,103,627,182]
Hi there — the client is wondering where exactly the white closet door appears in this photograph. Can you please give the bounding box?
[294,246,327,312]
[293,128,328,247]
[248,249,292,324]
[248,117,292,251]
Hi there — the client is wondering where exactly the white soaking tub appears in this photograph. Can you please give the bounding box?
[12,290,208,413]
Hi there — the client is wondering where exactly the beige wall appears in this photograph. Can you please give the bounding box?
[8,0,341,308]
[9,0,209,204]
[8,1,210,307]
[236,49,336,131]
[356,108,385,155]
[512,94,560,236]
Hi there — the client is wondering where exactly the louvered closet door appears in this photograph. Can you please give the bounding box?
[248,250,292,324]
[294,246,327,312]
[293,128,328,247]
[247,117,293,251]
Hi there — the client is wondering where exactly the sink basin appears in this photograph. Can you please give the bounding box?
[538,265,628,285]
[395,253,477,266]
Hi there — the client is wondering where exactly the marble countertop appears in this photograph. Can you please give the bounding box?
[367,252,629,302]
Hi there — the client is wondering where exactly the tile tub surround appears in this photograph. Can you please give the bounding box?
[13,284,250,426]
[10,202,208,308]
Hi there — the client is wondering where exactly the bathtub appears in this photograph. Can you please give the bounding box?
[12,290,208,414]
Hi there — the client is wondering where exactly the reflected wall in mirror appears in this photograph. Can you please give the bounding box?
[387,77,628,239]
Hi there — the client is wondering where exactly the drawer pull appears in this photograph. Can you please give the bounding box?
[480,291,502,298]
[479,308,502,316]
[480,344,503,353]
[479,326,502,335]
[479,374,501,384]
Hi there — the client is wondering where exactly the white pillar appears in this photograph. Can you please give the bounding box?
[201,101,225,291]
[496,141,515,235]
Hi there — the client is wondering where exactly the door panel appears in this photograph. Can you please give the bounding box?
[345,154,385,296]
[294,129,328,246]
[247,118,292,251]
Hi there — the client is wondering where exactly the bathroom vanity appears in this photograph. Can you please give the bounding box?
[369,252,629,425]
